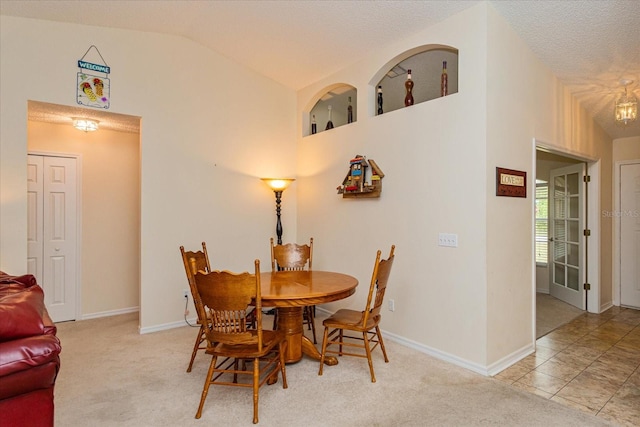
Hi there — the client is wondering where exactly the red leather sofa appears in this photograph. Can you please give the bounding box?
[0,272,61,427]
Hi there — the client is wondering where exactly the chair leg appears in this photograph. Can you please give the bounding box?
[233,359,239,383]
[272,310,278,330]
[306,306,317,344]
[318,326,330,376]
[252,358,259,424]
[375,325,389,363]
[362,331,376,383]
[187,325,206,373]
[196,355,217,419]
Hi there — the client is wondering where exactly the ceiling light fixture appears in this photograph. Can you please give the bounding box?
[614,79,637,126]
[73,118,99,132]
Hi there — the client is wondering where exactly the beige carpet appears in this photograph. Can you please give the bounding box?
[536,293,585,338]
[53,312,614,426]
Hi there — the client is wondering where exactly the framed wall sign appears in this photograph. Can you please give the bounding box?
[77,45,111,109]
[496,167,526,198]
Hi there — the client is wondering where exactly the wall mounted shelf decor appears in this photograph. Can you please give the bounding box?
[337,155,384,198]
[496,167,526,198]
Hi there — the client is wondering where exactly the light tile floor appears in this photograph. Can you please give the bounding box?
[495,306,640,426]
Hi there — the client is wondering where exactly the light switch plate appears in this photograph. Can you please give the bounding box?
[438,233,458,247]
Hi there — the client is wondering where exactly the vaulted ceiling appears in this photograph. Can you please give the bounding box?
[2,0,639,139]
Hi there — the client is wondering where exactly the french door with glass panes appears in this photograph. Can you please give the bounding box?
[549,163,586,309]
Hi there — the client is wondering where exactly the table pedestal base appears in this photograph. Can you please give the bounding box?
[276,307,338,365]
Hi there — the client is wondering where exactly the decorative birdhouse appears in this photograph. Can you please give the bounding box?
[337,155,385,198]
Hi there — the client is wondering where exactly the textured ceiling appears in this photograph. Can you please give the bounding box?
[28,101,141,134]
[2,0,639,139]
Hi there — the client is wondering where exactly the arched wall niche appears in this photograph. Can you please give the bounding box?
[370,44,459,115]
[303,83,357,137]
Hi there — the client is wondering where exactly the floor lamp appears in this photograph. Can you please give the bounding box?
[261,178,295,245]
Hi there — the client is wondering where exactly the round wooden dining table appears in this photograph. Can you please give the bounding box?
[259,270,358,365]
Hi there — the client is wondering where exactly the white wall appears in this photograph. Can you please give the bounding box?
[0,16,297,330]
[296,2,612,372]
[613,136,640,161]
[297,5,489,370]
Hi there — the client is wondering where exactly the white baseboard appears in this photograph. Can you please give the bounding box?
[81,306,139,320]
[316,307,533,377]
[81,307,200,333]
[599,301,614,314]
[486,342,535,376]
[139,316,198,334]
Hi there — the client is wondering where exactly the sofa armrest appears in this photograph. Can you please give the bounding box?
[0,284,46,342]
[0,335,61,378]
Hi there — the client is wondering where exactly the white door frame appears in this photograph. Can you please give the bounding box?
[28,150,83,321]
[614,159,640,306]
[534,140,600,314]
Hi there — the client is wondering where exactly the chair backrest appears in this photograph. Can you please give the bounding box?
[270,237,313,272]
[193,260,265,348]
[180,242,211,278]
[180,243,211,323]
[361,245,395,327]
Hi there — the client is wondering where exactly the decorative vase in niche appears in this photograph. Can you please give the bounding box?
[441,61,448,97]
[377,86,383,115]
[404,69,414,106]
[347,97,353,123]
[311,115,317,134]
[325,105,334,130]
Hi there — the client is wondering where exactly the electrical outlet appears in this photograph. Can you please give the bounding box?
[388,299,395,312]
[183,289,189,299]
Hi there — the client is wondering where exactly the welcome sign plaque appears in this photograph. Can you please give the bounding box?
[77,45,110,109]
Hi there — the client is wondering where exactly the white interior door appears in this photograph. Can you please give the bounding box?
[549,163,585,309]
[27,154,78,322]
[620,162,640,308]
[27,156,44,280]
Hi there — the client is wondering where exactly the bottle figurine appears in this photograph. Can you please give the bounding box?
[325,105,334,130]
[404,69,414,106]
[441,61,448,97]
[377,86,383,115]
[347,96,353,124]
[311,114,317,134]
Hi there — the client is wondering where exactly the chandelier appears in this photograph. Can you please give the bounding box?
[614,80,637,126]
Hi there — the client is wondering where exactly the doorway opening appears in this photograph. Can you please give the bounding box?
[534,145,599,337]
[27,100,141,322]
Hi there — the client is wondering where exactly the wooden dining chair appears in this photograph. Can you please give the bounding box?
[180,243,212,373]
[192,260,288,424]
[270,237,317,343]
[318,245,395,382]
[181,242,257,372]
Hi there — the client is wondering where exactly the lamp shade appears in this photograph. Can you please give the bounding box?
[261,178,295,191]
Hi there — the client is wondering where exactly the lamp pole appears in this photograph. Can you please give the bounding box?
[274,190,283,245]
